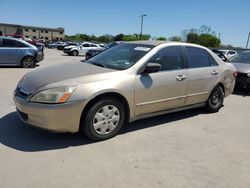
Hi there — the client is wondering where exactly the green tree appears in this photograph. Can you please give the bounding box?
[114,33,124,41]
[198,34,221,47]
[186,33,199,43]
[168,36,182,42]
[156,36,167,40]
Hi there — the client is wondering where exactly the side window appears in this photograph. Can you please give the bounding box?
[148,46,184,71]
[186,47,211,68]
[2,39,28,48]
[2,39,17,47]
[209,55,219,66]
[16,41,28,48]
[90,44,97,47]
[82,43,90,47]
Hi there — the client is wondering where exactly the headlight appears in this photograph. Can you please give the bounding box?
[30,86,76,104]
[247,73,250,77]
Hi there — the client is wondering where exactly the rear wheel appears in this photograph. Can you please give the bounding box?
[205,85,224,113]
[81,98,125,141]
[21,57,35,68]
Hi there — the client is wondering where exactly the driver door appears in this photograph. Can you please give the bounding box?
[134,46,188,116]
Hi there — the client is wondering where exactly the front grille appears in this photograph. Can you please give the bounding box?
[17,109,28,121]
[15,86,29,99]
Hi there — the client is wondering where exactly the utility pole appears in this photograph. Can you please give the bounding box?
[218,33,221,40]
[246,32,250,49]
[139,14,147,40]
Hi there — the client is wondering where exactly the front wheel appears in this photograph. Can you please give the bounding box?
[81,98,125,141]
[21,57,35,68]
[205,86,224,113]
[71,50,79,56]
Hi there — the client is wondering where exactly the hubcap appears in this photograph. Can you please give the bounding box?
[93,105,120,135]
[211,90,219,105]
[23,58,33,68]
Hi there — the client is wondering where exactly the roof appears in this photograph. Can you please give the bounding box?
[0,23,64,32]
[127,40,172,46]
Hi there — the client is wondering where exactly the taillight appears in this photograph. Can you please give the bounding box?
[233,71,237,77]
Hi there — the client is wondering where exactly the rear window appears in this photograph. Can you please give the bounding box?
[186,47,217,68]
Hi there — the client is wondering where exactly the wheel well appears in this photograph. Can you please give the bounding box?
[20,56,34,65]
[217,83,225,94]
[79,92,130,130]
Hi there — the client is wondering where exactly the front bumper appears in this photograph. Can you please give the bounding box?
[63,49,71,54]
[14,95,86,133]
[35,51,44,63]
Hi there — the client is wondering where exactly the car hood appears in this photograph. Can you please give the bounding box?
[230,62,250,73]
[19,62,116,93]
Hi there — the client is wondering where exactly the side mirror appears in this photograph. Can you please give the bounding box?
[142,63,161,74]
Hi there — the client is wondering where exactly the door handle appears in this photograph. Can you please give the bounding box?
[176,75,186,81]
[211,70,219,75]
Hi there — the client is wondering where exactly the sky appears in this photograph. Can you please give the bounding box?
[0,0,250,47]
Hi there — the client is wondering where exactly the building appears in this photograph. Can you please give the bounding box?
[0,23,65,41]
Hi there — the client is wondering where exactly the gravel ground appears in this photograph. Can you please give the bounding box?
[0,49,250,188]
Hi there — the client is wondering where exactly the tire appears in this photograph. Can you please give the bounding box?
[81,98,125,141]
[72,50,79,56]
[205,85,224,113]
[21,57,35,68]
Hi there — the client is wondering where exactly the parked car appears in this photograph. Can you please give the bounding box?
[0,36,44,68]
[57,42,78,50]
[85,41,123,60]
[14,41,236,141]
[219,49,237,59]
[63,42,104,56]
[212,49,228,62]
[47,41,63,49]
[228,51,250,91]
[5,34,45,49]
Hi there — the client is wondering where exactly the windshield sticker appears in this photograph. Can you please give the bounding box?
[134,47,151,52]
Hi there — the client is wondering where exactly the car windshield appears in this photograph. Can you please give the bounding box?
[86,43,153,70]
[228,52,250,64]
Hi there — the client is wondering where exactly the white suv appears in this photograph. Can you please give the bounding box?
[63,42,104,56]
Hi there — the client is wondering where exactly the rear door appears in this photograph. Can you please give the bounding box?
[0,38,27,65]
[184,46,220,105]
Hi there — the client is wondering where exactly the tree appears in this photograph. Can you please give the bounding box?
[198,34,221,47]
[114,33,124,41]
[156,36,167,40]
[186,33,221,47]
[186,33,199,43]
[168,36,182,42]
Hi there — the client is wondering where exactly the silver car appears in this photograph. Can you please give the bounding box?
[14,41,236,140]
[0,36,44,68]
[228,51,250,91]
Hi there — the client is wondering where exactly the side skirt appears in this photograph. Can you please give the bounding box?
[129,102,205,122]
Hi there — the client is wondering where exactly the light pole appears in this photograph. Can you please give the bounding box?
[139,14,147,40]
[246,32,250,49]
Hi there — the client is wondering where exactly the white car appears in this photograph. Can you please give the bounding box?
[218,50,237,60]
[63,42,104,56]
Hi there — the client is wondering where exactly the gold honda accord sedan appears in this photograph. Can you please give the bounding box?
[14,41,236,141]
